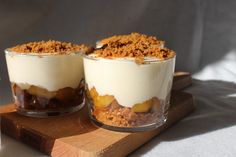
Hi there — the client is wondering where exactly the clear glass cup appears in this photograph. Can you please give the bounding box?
[5,50,85,117]
[83,55,176,132]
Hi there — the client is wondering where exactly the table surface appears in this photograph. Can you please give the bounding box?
[1,57,236,157]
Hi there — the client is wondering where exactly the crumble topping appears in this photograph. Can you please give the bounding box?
[9,40,94,54]
[94,33,175,63]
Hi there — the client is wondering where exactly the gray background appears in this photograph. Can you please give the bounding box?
[0,0,236,103]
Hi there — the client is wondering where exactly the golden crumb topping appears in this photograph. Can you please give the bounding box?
[9,40,94,54]
[94,33,175,63]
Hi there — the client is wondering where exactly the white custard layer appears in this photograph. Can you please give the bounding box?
[84,57,175,108]
[5,52,84,91]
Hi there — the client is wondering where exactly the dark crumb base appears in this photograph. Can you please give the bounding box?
[90,100,165,128]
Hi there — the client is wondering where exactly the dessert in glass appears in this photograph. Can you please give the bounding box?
[83,33,176,131]
[5,40,93,117]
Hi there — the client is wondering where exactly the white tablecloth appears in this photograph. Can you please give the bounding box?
[1,52,236,157]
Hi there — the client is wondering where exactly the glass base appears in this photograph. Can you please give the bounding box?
[89,112,167,132]
[16,100,85,118]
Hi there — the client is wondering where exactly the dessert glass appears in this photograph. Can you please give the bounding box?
[5,50,85,117]
[84,56,176,132]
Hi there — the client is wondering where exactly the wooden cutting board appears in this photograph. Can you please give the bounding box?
[0,72,194,157]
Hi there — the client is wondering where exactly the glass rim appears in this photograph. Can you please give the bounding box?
[82,53,176,63]
[4,49,85,57]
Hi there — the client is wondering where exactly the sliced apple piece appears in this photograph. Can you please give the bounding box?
[132,99,153,113]
[89,87,98,99]
[94,95,115,108]
[28,86,57,99]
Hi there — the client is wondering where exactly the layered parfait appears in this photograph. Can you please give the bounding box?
[5,40,93,117]
[83,33,176,131]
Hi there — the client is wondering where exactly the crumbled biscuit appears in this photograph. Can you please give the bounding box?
[93,101,159,127]
[9,40,94,54]
[94,33,175,62]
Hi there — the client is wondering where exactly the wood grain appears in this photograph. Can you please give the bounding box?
[0,72,194,157]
